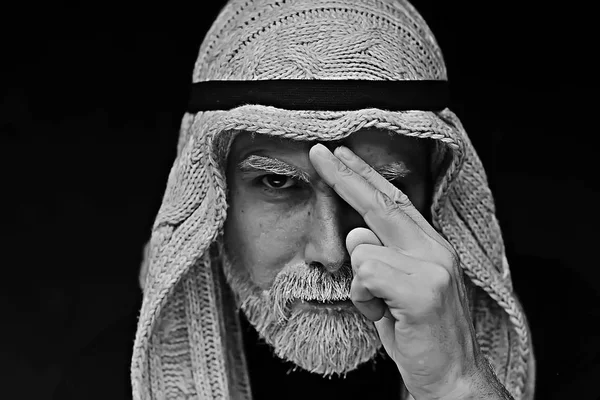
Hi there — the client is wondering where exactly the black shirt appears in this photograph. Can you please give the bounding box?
[15,255,599,400]
[239,311,404,400]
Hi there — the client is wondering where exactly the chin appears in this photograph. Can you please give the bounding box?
[241,294,383,377]
[219,245,382,376]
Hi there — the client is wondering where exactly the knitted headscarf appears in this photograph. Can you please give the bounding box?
[131,1,536,399]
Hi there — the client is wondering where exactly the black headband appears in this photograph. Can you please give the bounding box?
[187,80,450,112]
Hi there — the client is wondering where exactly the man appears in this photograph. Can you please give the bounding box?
[132,0,536,399]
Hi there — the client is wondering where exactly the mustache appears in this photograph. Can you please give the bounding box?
[217,241,355,321]
[268,263,354,321]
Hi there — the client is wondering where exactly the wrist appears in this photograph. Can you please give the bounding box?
[418,358,513,400]
[436,361,514,400]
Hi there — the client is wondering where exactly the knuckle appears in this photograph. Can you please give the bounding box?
[374,189,398,214]
[355,259,378,282]
[336,160,354,177]
[394,191,413,209]
[429,264,452,291]
[416,265,452,312]
[377,191,399,217]
[358,163,377,179]
[394,189,411,203]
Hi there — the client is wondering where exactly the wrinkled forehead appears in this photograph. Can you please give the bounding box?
[226,127,432,170]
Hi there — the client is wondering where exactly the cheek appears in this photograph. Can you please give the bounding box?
[224,195,309,289]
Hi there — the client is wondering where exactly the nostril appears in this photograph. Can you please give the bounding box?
[310,261,351,275]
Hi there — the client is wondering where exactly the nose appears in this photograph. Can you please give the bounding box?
[303,189,365,274]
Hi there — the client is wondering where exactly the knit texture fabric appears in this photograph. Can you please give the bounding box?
[131,1,536,399]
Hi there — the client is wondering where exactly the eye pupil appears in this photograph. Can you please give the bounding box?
[264,175,289,188]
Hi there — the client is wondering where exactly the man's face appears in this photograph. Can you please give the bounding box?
[221,128,432,376]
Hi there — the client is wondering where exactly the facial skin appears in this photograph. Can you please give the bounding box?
[221,128,433,376]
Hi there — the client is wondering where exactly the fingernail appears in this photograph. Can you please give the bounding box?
[335,145,354,160]
[312,143,330,158]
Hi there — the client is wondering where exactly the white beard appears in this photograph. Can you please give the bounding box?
[220,246,384,377]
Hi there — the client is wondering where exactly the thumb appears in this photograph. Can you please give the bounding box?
[346,227,381,254]
[346,228,393,321]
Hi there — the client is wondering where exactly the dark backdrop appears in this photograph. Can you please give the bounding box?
[1,1,598,399]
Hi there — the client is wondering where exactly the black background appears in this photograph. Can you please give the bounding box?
[1,1,598,399]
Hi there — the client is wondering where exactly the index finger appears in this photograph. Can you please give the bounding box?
[332,145,447,246]
[309,143,422,248]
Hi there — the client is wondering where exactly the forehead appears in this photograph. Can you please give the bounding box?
[229,127,430,167]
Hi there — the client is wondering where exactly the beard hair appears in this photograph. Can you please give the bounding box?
[218,241,384,378]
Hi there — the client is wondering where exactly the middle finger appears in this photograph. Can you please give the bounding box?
[309,143,421,249]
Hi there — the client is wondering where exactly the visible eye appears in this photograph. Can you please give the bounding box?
[260,174,298,190]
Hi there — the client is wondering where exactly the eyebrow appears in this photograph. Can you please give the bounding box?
[237,154,411,184]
